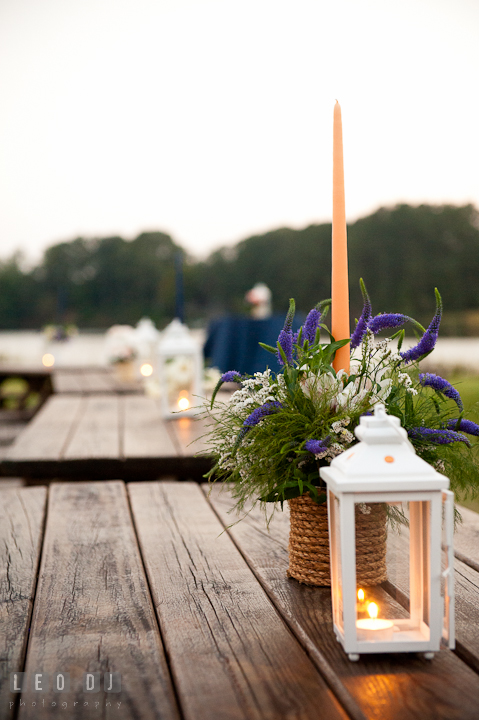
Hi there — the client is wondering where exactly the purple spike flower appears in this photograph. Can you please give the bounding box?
[277,329,293,365]
[368,313,410,335]
[277,299,295,365]
[445,419,479,436]
[401,293,442,364]
[220,370,242,383]
[350,298,372,350]
[303,308,321,345]
[419,373,463,410]
[408,427,470,446]
[305,436,331,455]
[243,401,283,428]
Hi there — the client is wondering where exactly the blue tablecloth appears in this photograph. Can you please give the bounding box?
[204,315,304,376]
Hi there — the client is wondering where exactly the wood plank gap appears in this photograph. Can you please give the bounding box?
[11,489,49,720]
[201,484,367,720]
[454,549,479,574]
[58,395,87,459]
[0,487,48,720]
[124,485,186,720]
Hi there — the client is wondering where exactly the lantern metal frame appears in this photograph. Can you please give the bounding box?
[157,318,203,419]
[320,404,455,661]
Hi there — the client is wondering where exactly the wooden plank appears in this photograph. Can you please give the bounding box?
[81,371,117,393]
[386,524,479,674]
[63,394,120,459]
[18,481,179,720]
[168,415,211,456]
[128,481,349,720]
[205,484,479,720]
[123,395,178,458]
[0,487,47,718]
[5,395,84,461]
[51,371,84,394]
[455,505,479,568]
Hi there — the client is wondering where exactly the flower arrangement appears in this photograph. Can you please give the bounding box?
[43,324,78,342]
[204,280,479,518]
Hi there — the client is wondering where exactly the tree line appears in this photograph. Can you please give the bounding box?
[2,203,479,334]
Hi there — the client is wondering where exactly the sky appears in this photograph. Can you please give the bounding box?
[1,0,478,263]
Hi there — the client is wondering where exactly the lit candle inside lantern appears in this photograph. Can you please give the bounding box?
[356,588,367,616]
[140,363,153,377]
[178,391,190,411]
[331,100,350,375]
[356,602,394,641]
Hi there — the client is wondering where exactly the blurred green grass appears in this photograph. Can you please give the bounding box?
[449,374,479,513]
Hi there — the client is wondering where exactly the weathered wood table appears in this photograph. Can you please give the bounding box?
[51,367,141,395]
[1,481,479,720]
[0,394,211,480]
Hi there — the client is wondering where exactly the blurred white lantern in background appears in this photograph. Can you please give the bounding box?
[157,319,203,418]
[134,318,160,378]
[320,404,455,662]
[104,325,137,382]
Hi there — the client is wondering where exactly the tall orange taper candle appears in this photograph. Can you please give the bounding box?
[332,100,350,374]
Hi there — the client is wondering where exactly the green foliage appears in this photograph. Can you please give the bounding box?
[1,203,479,330]
[202,285,479,521]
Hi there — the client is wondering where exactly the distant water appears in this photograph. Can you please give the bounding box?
[0,331,477,373]
[0,330,207,369]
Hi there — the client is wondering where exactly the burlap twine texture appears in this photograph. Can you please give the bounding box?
[287,493,388,586]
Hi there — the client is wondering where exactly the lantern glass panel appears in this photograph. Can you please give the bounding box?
[354,500,431,645]
[165,354,195,413]
[329,490,343,633]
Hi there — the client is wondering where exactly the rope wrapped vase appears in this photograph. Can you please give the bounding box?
[287,493,387,586]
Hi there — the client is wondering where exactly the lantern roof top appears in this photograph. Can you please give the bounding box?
[158,318,199,355]
[320,404,449,493]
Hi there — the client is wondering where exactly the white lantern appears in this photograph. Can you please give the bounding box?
[134,318,160,379]
[157,319,203,418]
[320,404,454,662]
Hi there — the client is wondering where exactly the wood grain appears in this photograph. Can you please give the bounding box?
[386,523,479,674]
[128,481,348,720]
[205,484,479,720]
[122,396,178,458]
[0,487,47,719]
[52,372,84,394]
[63,395,120,459]
[5,396,84,461]
[18,481,179,720]
[455,505,479,567]
[168,415,210,456]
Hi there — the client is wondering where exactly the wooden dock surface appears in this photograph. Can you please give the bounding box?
[2,481,479,720]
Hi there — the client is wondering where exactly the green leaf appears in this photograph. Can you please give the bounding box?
[258,342,278,355]
[210,378,224,408]
[277,341,289,366]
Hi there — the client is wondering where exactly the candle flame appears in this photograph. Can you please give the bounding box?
[178,394,190,411]
[357,589,365,602]
[367,602,378,620]
[140,363,153,377]
[42,353,55,367]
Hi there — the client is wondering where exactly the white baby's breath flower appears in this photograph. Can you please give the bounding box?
[358,503,372,515]
[339,429,355,444]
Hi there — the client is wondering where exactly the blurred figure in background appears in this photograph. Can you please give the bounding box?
[245,283,272,319]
